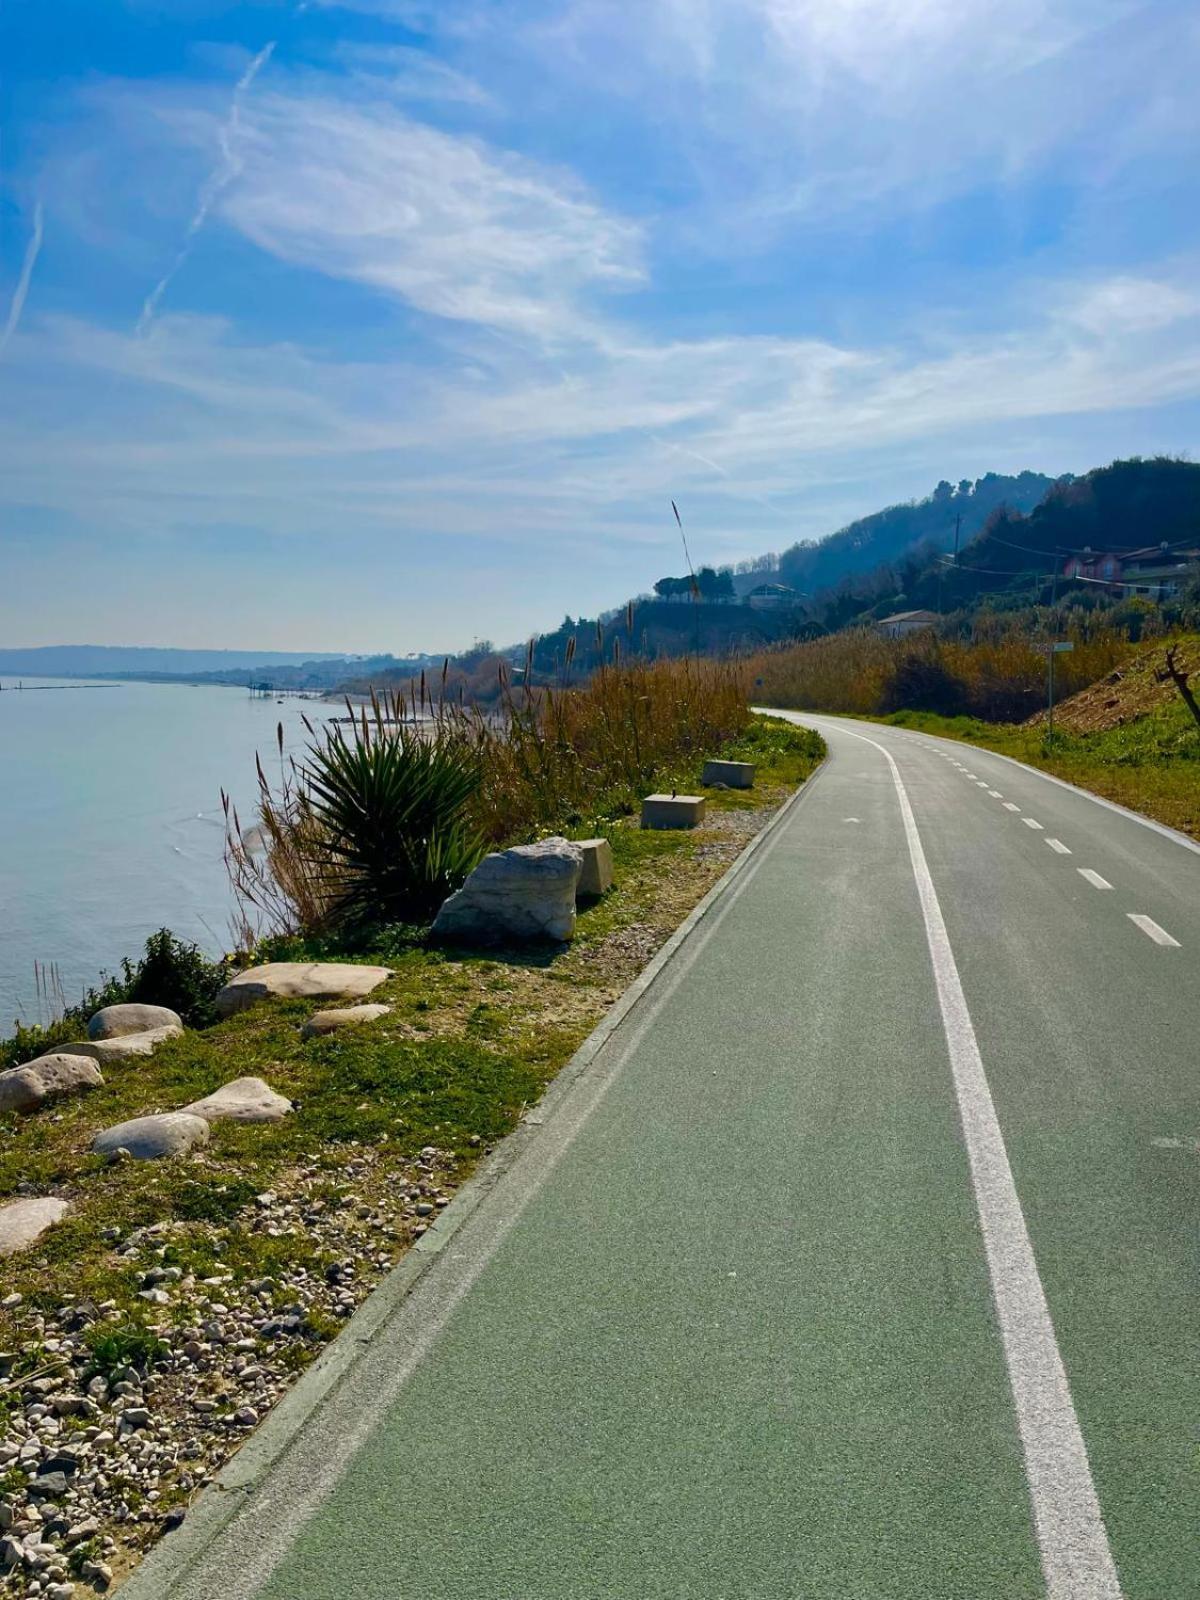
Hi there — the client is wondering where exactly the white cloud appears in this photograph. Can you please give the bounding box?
[215,87,644,337]
[5,269,1198,549]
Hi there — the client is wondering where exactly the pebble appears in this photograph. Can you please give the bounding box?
[0,1145,457,1595]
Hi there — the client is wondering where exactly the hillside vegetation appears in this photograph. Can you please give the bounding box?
[746,619,1135,722]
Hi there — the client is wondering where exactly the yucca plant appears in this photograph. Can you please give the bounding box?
[302,715,486,929]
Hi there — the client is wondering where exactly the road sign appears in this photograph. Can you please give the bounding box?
[1035,641,1074,654]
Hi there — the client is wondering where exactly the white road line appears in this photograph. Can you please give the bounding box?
[965,772,979,779]
[976,780,989,787]
[1023,817,1044,831]
[988,789,1003,798]
[1046,839,1072,855]
[1003,802,1021,812]
[1078,869,1113,890]
[810,721,1123,1600]
[1128,914,1181,947]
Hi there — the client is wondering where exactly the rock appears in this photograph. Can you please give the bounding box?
[215,963,390,1018]
[72,1026,182,1065]
[182,1077,293,1124]
[93,1113,209,1162]
[574,838,613,898]
[31,1471,69,1497]
[88,1003,182,1040]
[641,793,706,829]
[301,1004,392,1039]
[702,758,755,789]
[0,1055,103,1114]
[433,837,582,945]
[0,1198,70,1257]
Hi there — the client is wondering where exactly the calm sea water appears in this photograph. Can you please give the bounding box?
[0,679,334,1025]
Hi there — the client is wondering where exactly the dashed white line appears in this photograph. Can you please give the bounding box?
[975,780,989,788]
[988,790,1003,798]
[1045,839,1071,855]
[965,772,979,780]
[1023,817,1044,831]
[1078,869,1113,890]
[1128,914,1181,947]
[1003,802,1021,812]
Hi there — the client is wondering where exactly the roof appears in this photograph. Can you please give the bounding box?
[747,582,795,596]
[876,609,939,624]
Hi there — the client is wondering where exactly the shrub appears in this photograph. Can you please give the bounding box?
[226,702,486,939]
[120,929,227,1027]
[2,930,225,1069]
[304,718,486,928]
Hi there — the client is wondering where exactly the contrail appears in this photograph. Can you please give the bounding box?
[0,201,44,360]
[137,41,275,335]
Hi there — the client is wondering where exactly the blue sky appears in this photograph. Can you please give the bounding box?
[2,0,1199,652]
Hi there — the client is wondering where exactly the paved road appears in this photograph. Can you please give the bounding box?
[130,715,1200,1600]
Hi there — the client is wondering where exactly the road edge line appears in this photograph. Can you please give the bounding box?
[799,715,1124,1599]
[116,751,829,1599]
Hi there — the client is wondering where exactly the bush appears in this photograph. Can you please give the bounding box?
[304,720,486,929]
[2,930,225,1069]
[120,929,227,1027]
[226,704,486,939]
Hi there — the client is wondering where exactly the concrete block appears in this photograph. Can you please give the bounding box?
[702,759,755,789]
[575,838,613,898]
[641,794,706,830]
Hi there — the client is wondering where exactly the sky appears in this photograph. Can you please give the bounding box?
[1,0,1199,654]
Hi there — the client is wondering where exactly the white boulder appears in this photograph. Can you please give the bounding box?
[183,1077,293,1124]
[433,837,582,945]
[215,963,391,1019]
[0,1055,103,1115]
[88,1003,182,1040]
[0,1198,70,1257]
[60,1025,182,1066]
[93,1113,209,1161]
[301,1003,392,1039]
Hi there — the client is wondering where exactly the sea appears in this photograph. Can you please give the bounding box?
[0,678,335,1026]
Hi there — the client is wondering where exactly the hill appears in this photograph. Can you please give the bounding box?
[743,471,1060,597]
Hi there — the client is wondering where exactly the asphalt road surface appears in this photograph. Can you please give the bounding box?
[129,714,1200,1600]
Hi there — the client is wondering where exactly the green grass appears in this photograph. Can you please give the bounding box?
[876,701,1200,838]
[0,716,824,1370]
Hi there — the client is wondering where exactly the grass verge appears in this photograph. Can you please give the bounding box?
[0,717,822,1593]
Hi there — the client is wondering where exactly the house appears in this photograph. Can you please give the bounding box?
[874,609,939,638]
[746,582,797,611]
[1062,547,1200,598]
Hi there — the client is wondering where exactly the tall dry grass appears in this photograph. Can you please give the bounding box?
[226,651,751,940]
[747,624,1135,721]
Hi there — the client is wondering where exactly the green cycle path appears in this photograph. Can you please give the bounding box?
[124,714,1200,1600]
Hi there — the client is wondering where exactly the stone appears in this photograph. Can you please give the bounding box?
[702,758,755,789]
[88,1003,182,1040]
[641,793,706,829]
[301,1003,392,1039]
[433,837,582,945]
[62,1025,182,1066]
[93,1113,209,1162]
[574,838,614,898]
[31,1472,68,1497]
[0,1198,70,1257]
[215,963,391,1018]
[182,1077,293,1124]
[0,1055,103,1114]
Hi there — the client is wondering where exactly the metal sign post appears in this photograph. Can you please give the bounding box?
[1038,640,1074,737]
